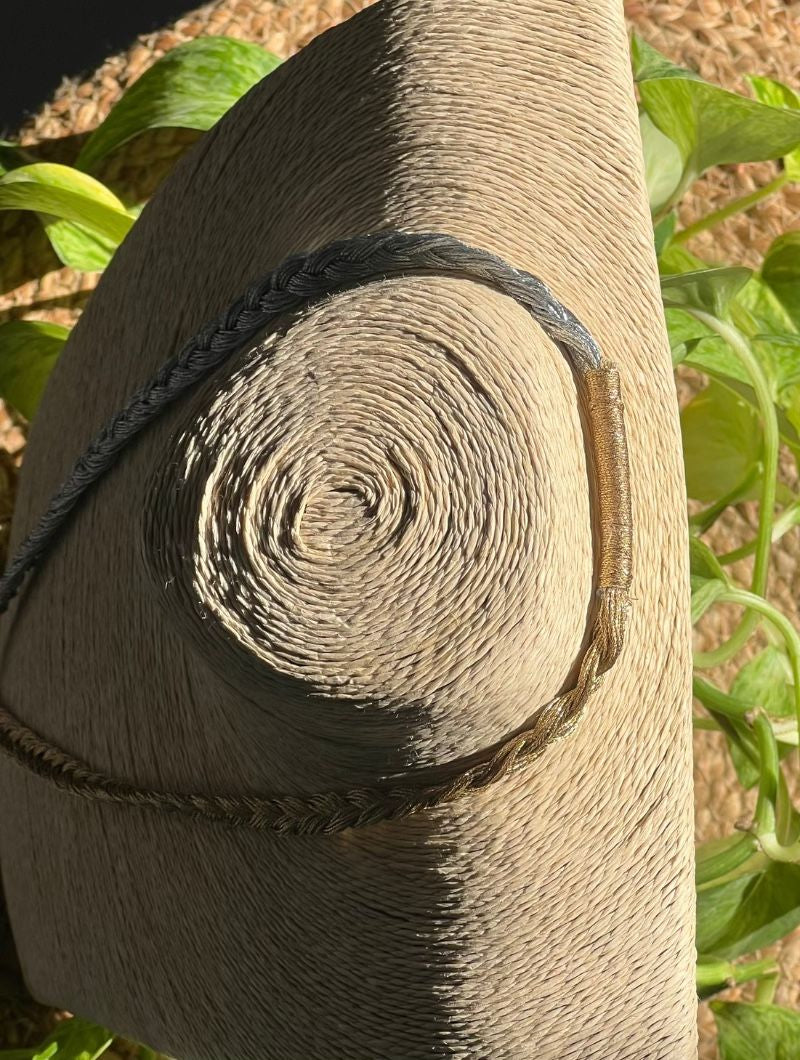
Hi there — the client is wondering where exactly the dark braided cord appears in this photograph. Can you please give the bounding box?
[0,230,632,835]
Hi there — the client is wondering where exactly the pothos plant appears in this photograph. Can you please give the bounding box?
[2,28,800,1060]
[635,33,800,1060]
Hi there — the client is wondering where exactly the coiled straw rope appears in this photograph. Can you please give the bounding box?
[0,230,632,835]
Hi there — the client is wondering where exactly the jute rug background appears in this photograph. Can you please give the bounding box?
[0,1,798,1056]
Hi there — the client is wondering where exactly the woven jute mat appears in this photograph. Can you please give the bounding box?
[0,0,797,1056]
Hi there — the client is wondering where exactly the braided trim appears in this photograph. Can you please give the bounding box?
[0,231,632,834]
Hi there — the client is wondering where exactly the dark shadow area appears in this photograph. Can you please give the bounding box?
[3,1,195,135]
[0,5,476,1056]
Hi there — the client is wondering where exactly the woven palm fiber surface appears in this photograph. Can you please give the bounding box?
[0,0,695,1057]
[0,0,790,1056]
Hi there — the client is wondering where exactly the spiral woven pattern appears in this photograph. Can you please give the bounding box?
[154,292,556,707]
[0,232,631,835]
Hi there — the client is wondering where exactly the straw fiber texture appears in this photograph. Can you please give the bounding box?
[0,1,695,1058]
[0,1,797,1058]
[0,232,633,835]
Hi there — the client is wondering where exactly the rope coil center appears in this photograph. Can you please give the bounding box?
[0,230,632,835]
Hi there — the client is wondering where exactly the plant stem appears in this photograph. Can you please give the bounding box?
[693,675,752,718]
[719,501,800,565]
[688,465,761,535]
[692,676,761,768]
[754,713,782,837]
[687,311,778,668]
[730,679,800,864]
[696,956,779,993]
[696,849,770,891]
[696,831,761,887]
[673,173,790,246]
[693,715,719,730]
[718,588,800,736]
[754,972,780,1005]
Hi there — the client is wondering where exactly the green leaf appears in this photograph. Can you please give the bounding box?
[691,576,727,625]
[749,75,800,181]
[780,383,800,439]
[46,1018,113,1060]
[681,381,761,503]
[0,320,69,418]
[631,34,702,83]
[689,535,728,583]
[697,957,778,1002]
[697,861,800,960]
[0,1017,113,1060]
[689,536,729,625]
[725,647,797,788]
[639,112,683,212]
[731,647,795,719]
[686,517,733,623]
[660,245,737,367]
[673,276,800,397]
[713,1001,800,1060]
[33,1048,58,1060]
[674,303,800,469]
[632,36,800,185]
[653,212,676,257]
[762,232,800,332]
[662,266,753,316]
[77,37,282,171]
[735,275,800,401]
[660,242,800,455]
[738,269,799,336]
[727,736,761,790]
[697,868,759,955]
[0,164,132,269]
[0,140,32,176]
[665,245,800,470]
[666,306,731,369]
[659,241,706,275]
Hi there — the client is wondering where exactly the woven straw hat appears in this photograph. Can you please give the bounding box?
[0,0,731,1056]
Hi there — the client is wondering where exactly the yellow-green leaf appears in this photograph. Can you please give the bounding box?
[731,647,795,719]
[632,34,800,184]
[697,862,800,960]
[639,111,683,213]
[0,319,69,418]
[0,1016,113,1060]
[749,75,800,181]
[762,231,800,333]
[0,164,132,269]
[77,37,281,171]
[681,381,761,503]
[713,1001,800,1060]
